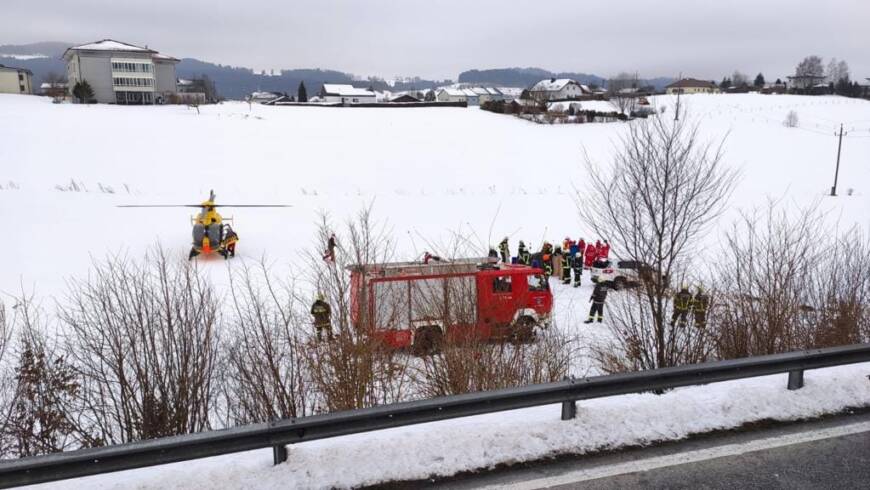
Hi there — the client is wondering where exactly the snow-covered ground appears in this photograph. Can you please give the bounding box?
[2,93,868,317]
[27,362,870,490]
[3,93,870,487]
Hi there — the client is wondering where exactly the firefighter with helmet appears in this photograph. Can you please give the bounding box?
[692,286,710,328]
[310,293,333,341]
[518,240,531,265]
[499,237,510,263]
[671,285,693,327]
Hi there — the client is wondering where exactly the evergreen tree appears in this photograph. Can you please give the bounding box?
[754,73,765,87]
[719,78,731,89]
[72,80,94,104]
[297,81,308,102]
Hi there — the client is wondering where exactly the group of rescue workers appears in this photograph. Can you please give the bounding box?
[308,233,711,341]
[497,236,610,288]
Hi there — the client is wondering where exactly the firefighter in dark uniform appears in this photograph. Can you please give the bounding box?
[671,285,693,327]
[499,237,510,263]
[585,281,609,323]
[518,240,530,265]
[561,247,572,284]
[310,293,332,341]
[572,251,583,287]
[692,286,710,328]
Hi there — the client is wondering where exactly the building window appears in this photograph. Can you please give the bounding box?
[18,73,24,81]
[20,84,25,93]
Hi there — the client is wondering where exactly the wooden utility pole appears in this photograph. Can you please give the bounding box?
[674,72,682,121]
[831,123,845,196]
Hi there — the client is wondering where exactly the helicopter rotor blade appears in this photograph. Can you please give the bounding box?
[211,205,292,208]
[116,205,203,208]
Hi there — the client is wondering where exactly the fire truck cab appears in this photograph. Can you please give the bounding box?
[348,258,553,353]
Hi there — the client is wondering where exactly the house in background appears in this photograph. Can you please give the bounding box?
[63,39,179,104]
[665,78,720,94]
[389,93,421,103]
[528,78,589,101]
[40,81,68,98]
[319,84,376,104]
[435,87,479,105]
[0,64,33,95]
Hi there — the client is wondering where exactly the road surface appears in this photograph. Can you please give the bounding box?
[420,411,870,490]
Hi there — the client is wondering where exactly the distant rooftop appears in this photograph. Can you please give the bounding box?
[0,63,32,74]
[321,84,376,97]
[63,39,179,63]
[666,78,717,89]
[67,39,156,53]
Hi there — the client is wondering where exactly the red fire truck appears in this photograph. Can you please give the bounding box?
[348,258,553,352]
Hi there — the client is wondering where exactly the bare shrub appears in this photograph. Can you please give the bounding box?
[59,247,220,444]
[0,294,90,457]
[712,204,821,357]
[579,107,738,372]
[811,229,870,346]
[784,110,799,128]
[302,207,413,412]
[711,203,870,358]
[222,261,313,424]
[415,328,572,397]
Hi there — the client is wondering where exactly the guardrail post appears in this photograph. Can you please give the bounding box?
[787,370,804,390]
[273,444,288,465]
[561,376,576,420]
[561,400,577,420]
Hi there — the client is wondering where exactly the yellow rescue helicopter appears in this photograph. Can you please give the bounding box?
[118,190,290,260]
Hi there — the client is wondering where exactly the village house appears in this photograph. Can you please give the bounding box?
[0,64,33,95]
[665,78,720,94]
[319,84,377,104]
[528,78,589,101]
[63,39,179,104]
[436,87,479,105]
[40,81,68,98]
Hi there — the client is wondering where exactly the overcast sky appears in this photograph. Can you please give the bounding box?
[3,0,868,80]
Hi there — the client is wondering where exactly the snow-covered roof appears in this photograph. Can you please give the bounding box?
[68,39,155,53]
[497,87,524,98]
[438,87,479,98]
[152,52,180,62]
[177,79,194,86]
[321,84,376,97]
[40,82,67,89]
[250,91,282,100]
[531,78,579,92]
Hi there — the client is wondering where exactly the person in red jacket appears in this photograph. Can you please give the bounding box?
[600,240,611,259]
[584,242,597,268]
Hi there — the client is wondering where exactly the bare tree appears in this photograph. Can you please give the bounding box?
[731,71,749,88]
[796,56,824,78]
[783,110,799,128]
[608,71,639,115]
[222,261,313,424]
[826,58,850,84]
[578,108,738,371]
[59,247,220,444]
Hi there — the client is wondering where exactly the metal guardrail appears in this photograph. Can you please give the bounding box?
[2,343,869,488]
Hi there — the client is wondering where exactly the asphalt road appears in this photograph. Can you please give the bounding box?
[422,411,870,490]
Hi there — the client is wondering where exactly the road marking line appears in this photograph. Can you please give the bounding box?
[490,420,870,490]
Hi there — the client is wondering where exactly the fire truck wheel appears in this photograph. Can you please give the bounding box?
[412,326,443,356]
[512,317,537,344]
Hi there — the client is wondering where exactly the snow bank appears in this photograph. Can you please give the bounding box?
[28,362,870,489]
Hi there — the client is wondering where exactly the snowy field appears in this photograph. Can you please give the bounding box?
[2,92,869,326]
[2,93,870,488]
